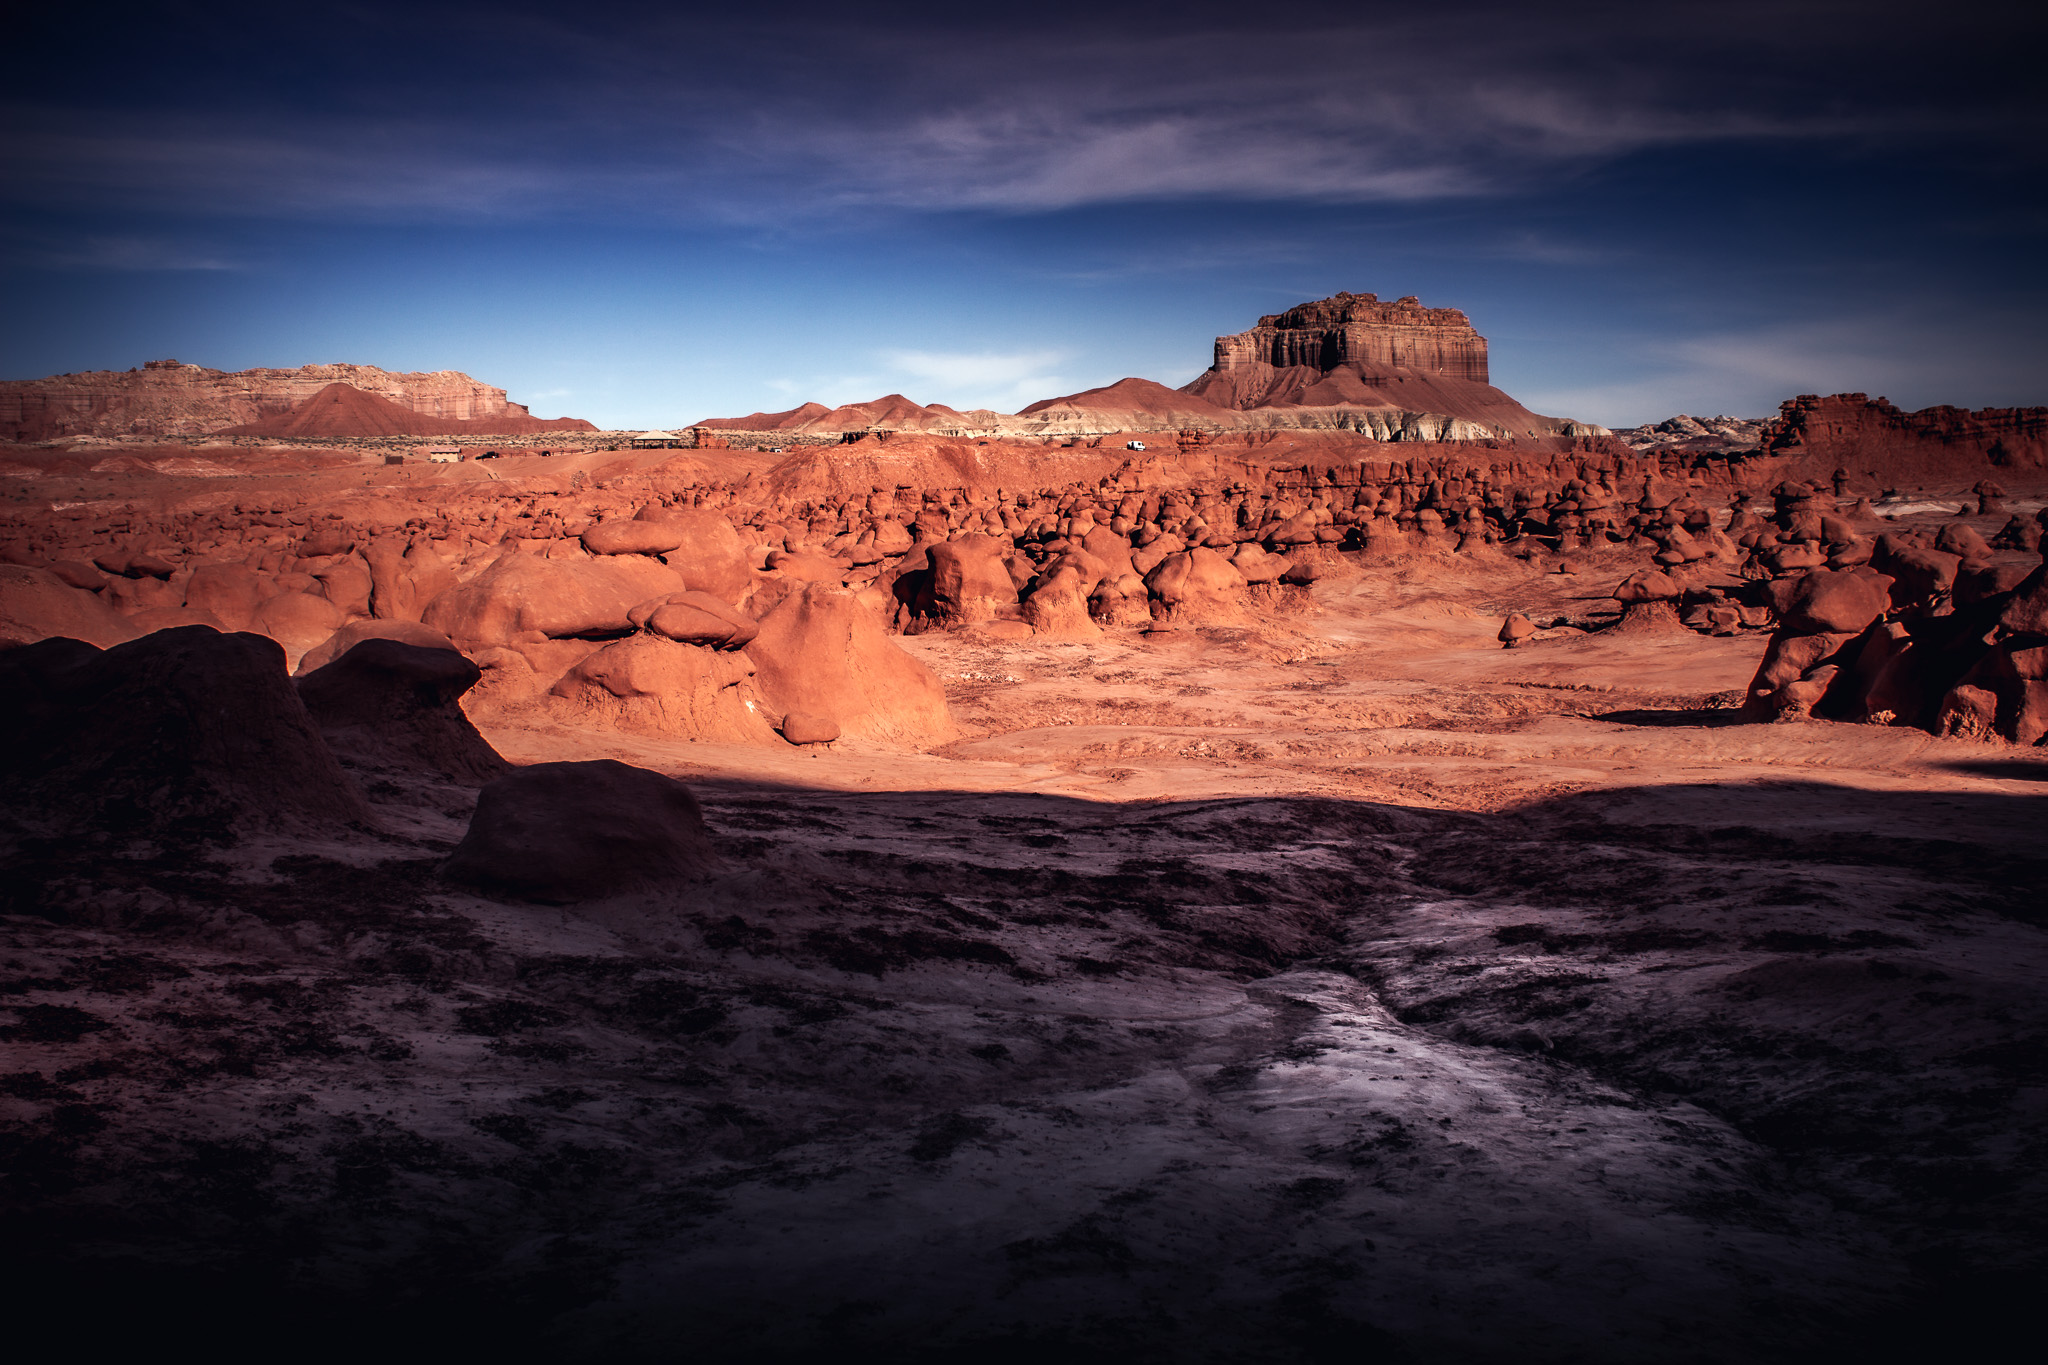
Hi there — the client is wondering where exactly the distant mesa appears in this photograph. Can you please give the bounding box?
[692,292,1601,442]
[0,360,594,442]
[219,382,595,439]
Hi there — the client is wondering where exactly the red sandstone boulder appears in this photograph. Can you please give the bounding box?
[423,552,682,649]
[1144,547,1248,626]
[631,591,759,650]
[183,562,273,632]
[1775,569,1894,635]
[779,710,841,745]
[442,759,716,904]
[927,534,1017,625]
[1021,560,1102,639]
[0,565,141,650]
[253,591,347,668]
[296,619,462,675]
[633,507,751,604]
[1998,564,2048,637]
[296,639,507,783]
[583,519,687,557]
[1613,570,1680,604]
[549,633,777,742]
[745,582,956,746]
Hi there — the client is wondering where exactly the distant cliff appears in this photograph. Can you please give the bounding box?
[0,359,589,441]
[1760,393,2048,482]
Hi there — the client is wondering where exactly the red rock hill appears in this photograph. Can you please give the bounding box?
[219,383,596,439]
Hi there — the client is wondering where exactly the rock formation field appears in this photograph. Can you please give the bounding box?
[2,308,2044,1362]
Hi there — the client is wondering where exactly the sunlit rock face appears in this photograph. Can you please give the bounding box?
[0,360,591,441]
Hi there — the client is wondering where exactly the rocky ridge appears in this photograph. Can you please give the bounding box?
[695,294,1604,443]
[0,360,588,442]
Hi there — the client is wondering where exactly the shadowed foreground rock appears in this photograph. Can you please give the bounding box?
[441,759,715,903]
[0,624,367,839]
[295,638,508,784]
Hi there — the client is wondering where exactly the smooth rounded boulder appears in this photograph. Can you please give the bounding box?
[632,507,751,604]
[1776,568,1893,635]
[1143,547,1248,627]
[0,565,141,650]
[549,633,778,743]
[631,591,759,650]
[745,582,957,746]
[423,552,683,649]
[926,534,1017,625]
[583,519,688,557]
[296,639,508,783]
[442,759,716,904]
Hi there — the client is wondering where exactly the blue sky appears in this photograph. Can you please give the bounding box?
[5,1,2044,428]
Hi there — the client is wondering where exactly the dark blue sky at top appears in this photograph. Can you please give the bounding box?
[4,0,2044,428]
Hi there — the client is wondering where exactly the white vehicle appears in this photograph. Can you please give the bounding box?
[1126,440,1146,451]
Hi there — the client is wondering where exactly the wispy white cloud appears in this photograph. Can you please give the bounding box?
[877,348,1068,411]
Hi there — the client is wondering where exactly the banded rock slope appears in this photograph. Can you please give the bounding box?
[0,360,593,442]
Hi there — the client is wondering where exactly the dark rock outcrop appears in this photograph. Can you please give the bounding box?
[441,759,715,903]
[0,626,368,839]
[296,639,508,784]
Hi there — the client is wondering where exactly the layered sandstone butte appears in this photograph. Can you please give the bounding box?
[1177,292,1589,440]
[1761,392,2048,482]
[0,359,592,441]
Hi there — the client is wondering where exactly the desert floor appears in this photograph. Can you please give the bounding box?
[5,501,2044,1364]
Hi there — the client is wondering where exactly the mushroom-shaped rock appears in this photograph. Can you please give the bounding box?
[296,619,462,676]
[745,582,957,746]
[252,591,348,669]
[0,626,367,839]
[1774,568,1894,635]
[296,639,507,784]
[1610,569,1687,632]
[0,565,140,650]
[926,535,1017,625]
[423,553,682,649]
[1613,569,1680,604]
[549,634,778,742]
[1498,612,1537,648]
[442,759,715,904]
